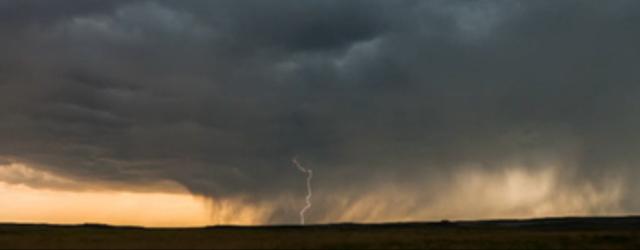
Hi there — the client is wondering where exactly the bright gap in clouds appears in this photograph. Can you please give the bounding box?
[0,182,210,227]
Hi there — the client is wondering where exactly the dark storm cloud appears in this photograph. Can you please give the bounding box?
[0,0,128,30]
[1,0,640,223]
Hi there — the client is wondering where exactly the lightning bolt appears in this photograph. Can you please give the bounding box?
[292,156,313,225]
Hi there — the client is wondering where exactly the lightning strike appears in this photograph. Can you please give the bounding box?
[292,156,313,225]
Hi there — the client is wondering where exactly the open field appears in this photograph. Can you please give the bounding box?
[0,216,639,249]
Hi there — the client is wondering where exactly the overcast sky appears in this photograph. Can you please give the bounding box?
[1,0,640,224]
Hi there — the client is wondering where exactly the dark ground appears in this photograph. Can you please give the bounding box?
[0,216,639,249]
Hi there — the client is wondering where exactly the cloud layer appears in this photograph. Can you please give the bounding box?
[1,0,640,224]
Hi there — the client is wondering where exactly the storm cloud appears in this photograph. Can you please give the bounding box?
[1,0,640,224]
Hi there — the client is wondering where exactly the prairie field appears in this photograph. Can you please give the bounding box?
[0,216,638,249]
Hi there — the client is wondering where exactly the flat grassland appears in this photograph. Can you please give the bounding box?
[0,216,639,249]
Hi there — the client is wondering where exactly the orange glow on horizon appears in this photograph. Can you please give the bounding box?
[0,162,271,227]
[0,182,214,227]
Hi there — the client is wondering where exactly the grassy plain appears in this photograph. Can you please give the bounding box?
[0,216,638,249]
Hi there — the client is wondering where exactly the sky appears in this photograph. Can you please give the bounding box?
[1,0,640,226]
